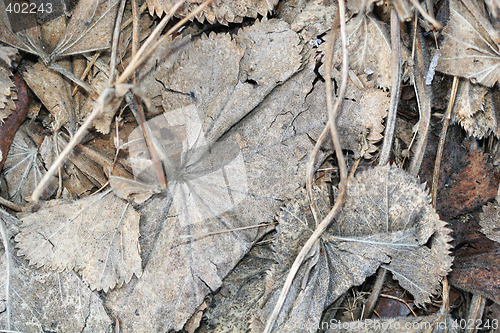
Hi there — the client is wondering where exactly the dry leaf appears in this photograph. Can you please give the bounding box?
[253,165,452,332]
[104,29,331,331]
[0,209,113,332]
[22,62,75,130]
[453,79,489,121]
[0,0,119,60]
[305,74,390,158]
[0,66,16,121]
[15,190,142,292]
[146,0,279,24]
[0,45,17,66]
[455,87,498,139]
[332,12,409,88]
[2,122,57,204]
[288,0,338,41]
[479,202,500,243]
[436,0,500,87]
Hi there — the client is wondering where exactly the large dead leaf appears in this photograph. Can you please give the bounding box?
[2,122,57,204]
[103,23,333,331]
[436,0,500,87]
[146,0,279,24]
[0,0,119,60]
[479,201,500,243]
[15,190,142,292]
[252,165,452,332]
[0,209,113,332]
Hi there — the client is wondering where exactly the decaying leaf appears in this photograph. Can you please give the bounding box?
[15,190,142,292]
[146,0,279,25]
[455,88,498,139]
[0,0,119,60]
[288,0,338,41]
[449,216,500,304]
[0,66,15,121]
[453,80,489,121]
[437,0,500,87]
[0,45,16,66]
[0,210,113,332]
[252,165,452,332]
[479,201,500,243]
[2,122,57,204]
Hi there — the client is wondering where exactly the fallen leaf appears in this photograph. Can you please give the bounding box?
[332,12,410,88]
[0,66,16,121]
[448,215,500,304]
[252,165,452,332]
[0,0,119,60]
[436,0,500,87]
[2,123,57,204]
[0,209,113,332]
[479,202,500,243]
[15,190,142,292]
[453,79,489,121]
[288,0,338,41]
[145,0,279,24]
[305,73,390,158]
[455,88,498,139]
[435,149,499,220]
[0,45,16,66]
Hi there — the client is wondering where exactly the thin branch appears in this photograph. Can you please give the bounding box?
[0,197,22,212]
[306,12,340,226]
[362,268,387,319]
[409,19,432,176]
[408,0,443,30]
[108,0,127,85]
[378,10,402,166]
[264,0,349,330]
[431,77,459,206]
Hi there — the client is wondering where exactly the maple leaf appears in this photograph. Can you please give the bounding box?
[252,165,452,332]
[15,190,142,292]
[145,0,279,25]
[0,209,113,332]
[436,0,500,87]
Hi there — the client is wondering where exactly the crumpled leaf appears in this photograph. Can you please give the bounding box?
[146,0,279,24]
[455,86,498,139]
[479,201,500,243]
[0,45,16,66]
[436,0,500,87]
[253,165,452,332]
[0,209,113,332]
[332,12,410,88]
[0,0,119,60]
[2,122,57,204]
[287,0,338,41]
[453,79,489,121]
[15,190,142,292]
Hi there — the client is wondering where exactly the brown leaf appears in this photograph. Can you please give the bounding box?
[436,149,499,220]
[288,0,338,41]
[0,210,113,332]
[449,216,500,304]
[479,202,500,243]
[436,0,500,87]
[252,165,452,332]
[15,190,142,292]
[0,45,16,66]
[146,0,279,24]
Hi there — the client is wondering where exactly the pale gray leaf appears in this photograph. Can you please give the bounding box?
[479,201,500,243]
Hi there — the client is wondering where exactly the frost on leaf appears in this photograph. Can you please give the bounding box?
[145,0,279,24]
[436,0,500,87]
[2,123,57,204]
[0,0,118,59]
[253,165,452,332]
[479,202,500,243]
[0,210,113,332]
[15,190,142,292]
